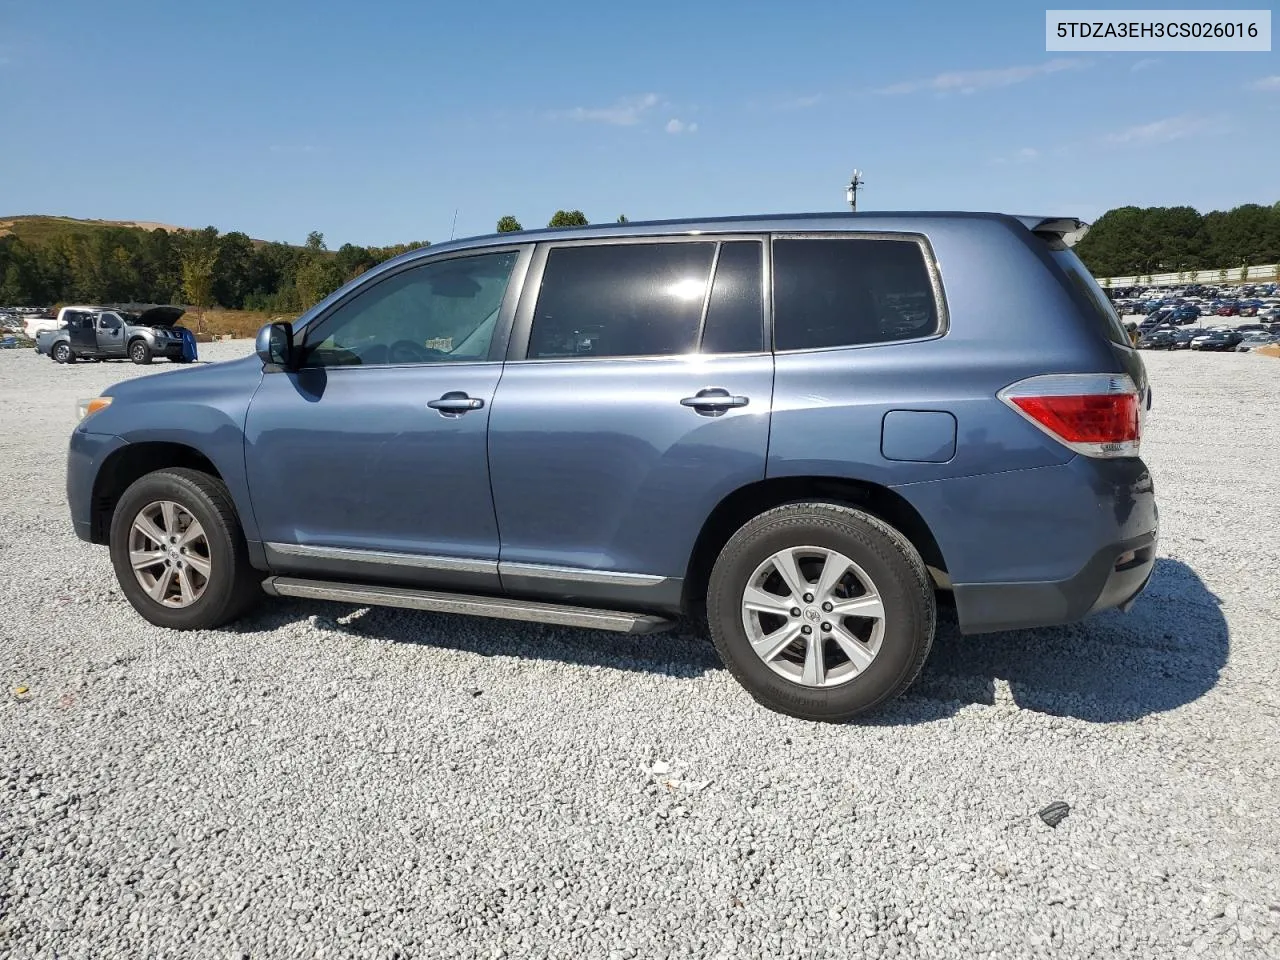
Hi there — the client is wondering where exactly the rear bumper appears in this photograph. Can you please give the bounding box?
[951,529,1158,634]
[892,456,1158,635]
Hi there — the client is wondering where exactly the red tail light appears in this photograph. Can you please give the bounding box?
[999,374,1141,458]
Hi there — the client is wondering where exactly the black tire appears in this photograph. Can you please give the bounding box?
[52,342,74,364]
[129,339,152,364]
[706,503,935,722]
[109,468,261,630]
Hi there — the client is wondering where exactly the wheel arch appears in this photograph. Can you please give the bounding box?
[89,442,224,544]
[683,476,948,613]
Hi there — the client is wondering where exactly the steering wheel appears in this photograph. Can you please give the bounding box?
[387,339,448,364]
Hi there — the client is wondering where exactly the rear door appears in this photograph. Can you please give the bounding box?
[487,236,774,608]
[67,312,96,353]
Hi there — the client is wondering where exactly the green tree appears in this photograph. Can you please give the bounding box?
[305,230,327,251]
[617,214,629,223]
[295,256,345,310]
[181,231,219,332]
[213,232,255,309]
[548,210,588,228]
[496,216,523,233]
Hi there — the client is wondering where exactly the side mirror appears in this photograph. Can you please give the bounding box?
[256,322,294,369]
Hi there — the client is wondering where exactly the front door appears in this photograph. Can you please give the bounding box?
[96,312,125,356]
[488,237,774,607]
[244,246,530,592]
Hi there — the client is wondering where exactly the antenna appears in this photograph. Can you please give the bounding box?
[450,208,459,240]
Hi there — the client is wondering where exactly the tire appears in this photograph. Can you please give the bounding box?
[109,468,261,630]
[129,340,152,365]
[706,503,936,722]
[52,342,74,364]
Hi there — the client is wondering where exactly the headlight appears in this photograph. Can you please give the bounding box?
[76,397,112,420]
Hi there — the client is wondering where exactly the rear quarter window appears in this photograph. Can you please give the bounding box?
[1051,249,1133,348]
[772,237,941,351]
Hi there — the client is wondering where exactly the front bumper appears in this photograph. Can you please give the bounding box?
[67,429,128,543]
[154,338,185,358]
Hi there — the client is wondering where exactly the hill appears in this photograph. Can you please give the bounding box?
[0,215,201,246]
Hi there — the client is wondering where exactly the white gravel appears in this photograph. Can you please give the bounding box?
[2,342,1279,959]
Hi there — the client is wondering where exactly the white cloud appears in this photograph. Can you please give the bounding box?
[992,146,1040,165]
[665,118,698,135]
[877,58,1088,96]
[1104,114,1213,145]
[558,93,660,126]
[1131,58,1160,73]
[1248,75,1280,91]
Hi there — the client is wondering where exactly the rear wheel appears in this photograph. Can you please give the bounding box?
[130,340,152,364]
[706,503,935,721]
[52,342,73,364]
[109,468,261,630]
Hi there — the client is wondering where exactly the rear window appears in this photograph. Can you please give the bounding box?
[772,238,941,351]
[1051,250,1133,347]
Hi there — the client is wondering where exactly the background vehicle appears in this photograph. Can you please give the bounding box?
[66,212,1158,722]
[1137,330,1177,349]
[1191,329,1244,351]
[35,305,195,364]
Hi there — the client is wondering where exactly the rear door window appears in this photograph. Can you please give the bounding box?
[772,238,940,351]
[699,241,764,354]
[528,241,715,359]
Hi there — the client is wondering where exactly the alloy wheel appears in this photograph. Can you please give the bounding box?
[741,546,886,688]
[128,500,212,608]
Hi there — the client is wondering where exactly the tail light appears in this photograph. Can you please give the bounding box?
[998,373,1141,458]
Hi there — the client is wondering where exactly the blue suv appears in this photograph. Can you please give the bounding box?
[67,213,1158,720]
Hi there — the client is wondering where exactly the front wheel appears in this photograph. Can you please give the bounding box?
[109,468,261,630]
[130,340,152,364]
[706,503,936,721]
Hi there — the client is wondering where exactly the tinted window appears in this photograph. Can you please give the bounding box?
[302,251,518,367]
[528,242,715,359]
[700,241,764,354]
[773,238,940,351]
[1051,249,1133,347]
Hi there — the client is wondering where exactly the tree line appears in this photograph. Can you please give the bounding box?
[0,224,428,315]
[0,210,629,314]
[3,201,1275,312]
[1072,202,1280,278]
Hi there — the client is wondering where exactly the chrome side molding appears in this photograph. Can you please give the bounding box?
[265,542,669,587]
[262,577,673,635]
[266,542,497,575]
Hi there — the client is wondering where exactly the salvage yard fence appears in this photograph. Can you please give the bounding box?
[1099,263,1280,289]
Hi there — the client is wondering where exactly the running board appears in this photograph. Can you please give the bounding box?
[262,577,674,635]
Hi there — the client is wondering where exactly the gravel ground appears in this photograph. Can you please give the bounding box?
[2,342,1278,959]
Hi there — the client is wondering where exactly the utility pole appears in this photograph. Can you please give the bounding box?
[845,169,864,212]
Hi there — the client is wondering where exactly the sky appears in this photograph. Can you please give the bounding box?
[1,0,1277,247]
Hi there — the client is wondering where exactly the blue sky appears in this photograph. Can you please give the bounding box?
[1,0,1277,246]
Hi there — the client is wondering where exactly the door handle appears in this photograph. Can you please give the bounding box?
[680,388,749,414]
[427,392,484,415]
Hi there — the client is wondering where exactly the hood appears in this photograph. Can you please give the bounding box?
[129,306,186,327]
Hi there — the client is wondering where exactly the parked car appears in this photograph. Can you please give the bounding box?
[1191,330,1244,351]
[35,305,195,364]
[1236,332,1278,352]
[1137,330,1178,350]
[65,213,1158,721]
[1173,328,1207,350]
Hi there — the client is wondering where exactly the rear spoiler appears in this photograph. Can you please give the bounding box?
[1013,216,1090,249]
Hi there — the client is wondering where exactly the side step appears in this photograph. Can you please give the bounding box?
[262,577,674,635]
